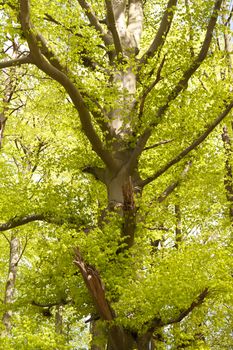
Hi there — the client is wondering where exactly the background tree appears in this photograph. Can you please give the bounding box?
[0,0,233,349]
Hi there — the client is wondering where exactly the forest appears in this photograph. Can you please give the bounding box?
[0,0,233,349]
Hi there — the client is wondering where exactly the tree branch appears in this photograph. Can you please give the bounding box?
[74,248,114,321]
[19,0,117,171]
[139,0,178,66]
[0,214,46,231]
[139,54,166,119]
[35,33,67,73]
[0,212,85,232]
[77,0,111,47]
[152,0,223,121]
[157,161,192,203]
[32,299,70,308]
[164,288,209,326]
[145,288,209,334]
[141,100,233,187]
[224,2,233,26]
[44,13,99,70]
[136,0,223,154]
[127,0,143,50]
[143,139,173,151]
[0,55,33,69]
[105,0,123,57]
[16,235,29,265]
[130,0,222,177]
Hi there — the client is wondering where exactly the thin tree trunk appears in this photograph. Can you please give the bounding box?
[55,304,63,335]
[175,204,182,248]
[222,125,233,221]
[2,234,19,335]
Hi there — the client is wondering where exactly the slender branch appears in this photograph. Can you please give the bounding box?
[145,288,209,334]
[152,0,223,125]
[157,161,192,203]
[32,299,70,308]
[19,0,116,170]
[16,236,29,265]
[139,54,166,119]
[164,288,209,326]
[141,100,233,187]
[77,0,111,47]
[174,204,182,249]
[2,233,11,243]
[224,3,233,26]
[105,0,123,56]
[143,139,173,151]
[44,13,99,70]
[139,0,178,66]
[0,55,33,69]
[127,129,151,174]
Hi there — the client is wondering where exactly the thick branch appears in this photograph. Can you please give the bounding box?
[105,0,123,56]
[35,33,66,73]
[141,100,233,187]
[19,0,116,170]
[127,0,143,50]
[74,248,114,321]
[139,0,178,66]
[0,214,45,231]
[0,54,33,69]
[0,213,84,231]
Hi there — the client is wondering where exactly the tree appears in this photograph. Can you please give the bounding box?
[0,0,233,349]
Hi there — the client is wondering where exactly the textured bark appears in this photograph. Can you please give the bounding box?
[74,248,114,321]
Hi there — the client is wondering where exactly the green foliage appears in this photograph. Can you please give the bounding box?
[0,0,233,349]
